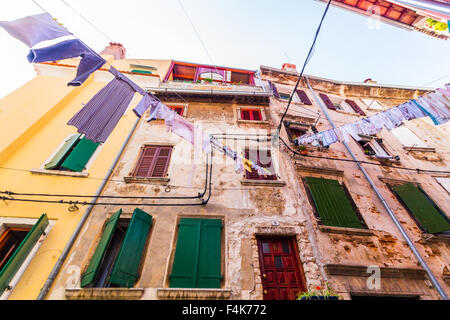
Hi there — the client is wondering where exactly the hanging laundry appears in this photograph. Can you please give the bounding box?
[384,108,405,128]
[242,158,253,173]
[414,98,448,125]
[0,13,71,48]
[437,85,450,99]
[148,102,176,128]
[26,38,105,86]
[170,113,196,145]
[397,101,427,120]
[67,67,137,143]
[322,129,339,146]
[341,123,362,141]
[133,92,160,118]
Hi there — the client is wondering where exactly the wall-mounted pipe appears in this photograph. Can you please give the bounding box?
[305,76,448,300]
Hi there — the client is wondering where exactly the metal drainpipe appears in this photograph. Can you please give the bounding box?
[36,116,142,300]
[305,77,448,300]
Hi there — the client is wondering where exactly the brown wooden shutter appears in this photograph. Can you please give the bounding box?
[152,147,172,177]
[345,99,366,116]
[245,149,261,180]
[134,146,157,177]
[296,90,312,105]
[319,93,336,110]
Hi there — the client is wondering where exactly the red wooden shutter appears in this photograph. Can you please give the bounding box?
[296,90,312,105]
[134,146,157,177]
[245,149,261,180]
[251,109,262,121]
[345,99,366,116]
[245,150,276,180]
[170,106,184,116]
[151,147,172,177]
[241,110,251,120]
[319,93,336,110]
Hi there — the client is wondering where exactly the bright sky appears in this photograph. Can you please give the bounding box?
[0,0,449,99]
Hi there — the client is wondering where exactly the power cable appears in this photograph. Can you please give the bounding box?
[275,0,332,134]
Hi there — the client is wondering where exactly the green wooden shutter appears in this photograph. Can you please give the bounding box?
[197,219,222,288]
[60,137,100,172]
[170,218,202,288]
[306,177,363,229]
[0,214,49,294]
[169,218,222,288]
[108,208,152,287]
[80,209,122,288]
[393,183,450,234]
[44,134,81,169]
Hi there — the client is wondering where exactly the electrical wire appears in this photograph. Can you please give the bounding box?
[276,0,332,133]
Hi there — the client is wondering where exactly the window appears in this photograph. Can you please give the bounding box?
[80,208,152,288]
[362,99,385,111]
[319,93,337,110]
[345,99,366,116]
[284,121,309,143]
[0,214,49,295]
[303,177,366,229]
[133,146,172,178]
[357,135,391,159]
[390,127,429,149]
[169,218,222,288]
[165,62,255,85]
[168,105,185,116]
[44,134,100,172]
[435,177,450,194]
[279,93,290,100]
[240,108,263,121]
[244,149,277,181]
[296,89,312,105]
[391,183,450,234]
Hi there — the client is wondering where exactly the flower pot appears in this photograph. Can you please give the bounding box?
[299,296,339,300]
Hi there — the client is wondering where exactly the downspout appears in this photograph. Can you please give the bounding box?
[305,77,448,300]
[36,115,142,300]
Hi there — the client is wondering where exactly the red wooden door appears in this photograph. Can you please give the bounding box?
[257,236,306,300]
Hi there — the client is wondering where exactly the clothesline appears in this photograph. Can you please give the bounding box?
[0,13,271,176]
[294,87,450,147]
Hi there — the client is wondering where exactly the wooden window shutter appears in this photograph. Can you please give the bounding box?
[296,90,312,105]
[152,147,172,177]
[245,149,262,180]
[60,137,100,172]
[241,109,251,120]
[197,219,222,288]
[305,177,363,229]
[393,183,450,234]
[134,146,172,178]
[0,214,49,294]
[268,81,280,98]
[80,209,122,288]
[170,218,222,289]
[44,134,82,169]
[345,99,366,116]
[319,93,336,110]
[109,208,152,287]
[245,150,276,180]
[170,218,202,288]
[251,109,262,121]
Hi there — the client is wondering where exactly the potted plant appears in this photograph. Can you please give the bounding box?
[299,145,308,155]
[296,283,340,300]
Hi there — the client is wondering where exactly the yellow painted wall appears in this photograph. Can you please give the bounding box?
[0,64,143,299]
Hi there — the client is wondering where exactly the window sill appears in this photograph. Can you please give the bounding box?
[403,146,436,153]
[237,119,269,125]
[65,288,144,300]
[319,225,374,236]
[157,288,231,300]
[124,176,170,184]
[421,233,450,244]
[334,109,363,117]
[241,179,286,187]
[30,168,88,178]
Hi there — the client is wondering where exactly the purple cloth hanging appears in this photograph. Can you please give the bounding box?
[0,13,71,48]
[133,93,160,118]
[67,67,136,143]
[26,38,105,87]
[268,81,280,98]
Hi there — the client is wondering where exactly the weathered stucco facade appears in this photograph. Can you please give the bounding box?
[261,64,450,300]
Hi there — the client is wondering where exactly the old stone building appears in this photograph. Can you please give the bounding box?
[45,58,326,300]
[260,63,450,300]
